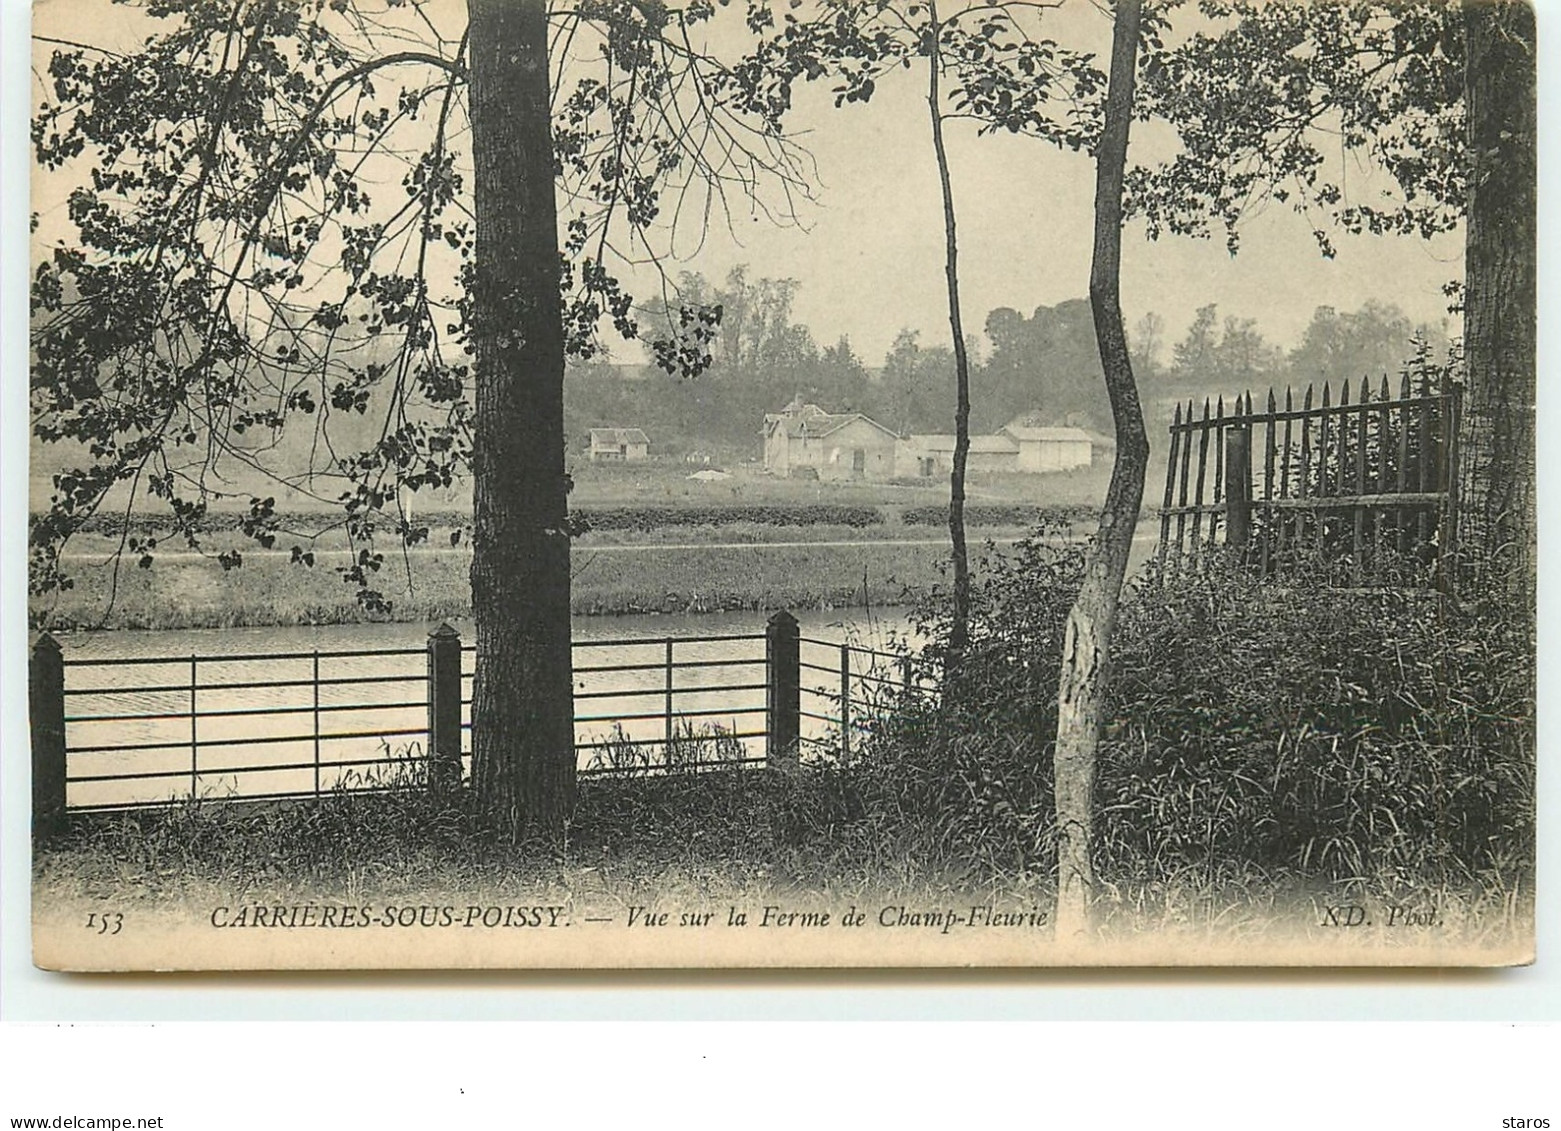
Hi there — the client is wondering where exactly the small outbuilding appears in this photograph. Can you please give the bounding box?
[998,420,1094,473]
[589,427,651,461]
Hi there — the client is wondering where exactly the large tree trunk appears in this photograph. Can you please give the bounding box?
[467,0,576,840]
[1052,0,1146,939]
[926,5,973,671]
[1461,0,1535,613]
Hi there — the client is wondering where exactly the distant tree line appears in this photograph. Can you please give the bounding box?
[563,268,1454,458]
[1138,297,1454,394]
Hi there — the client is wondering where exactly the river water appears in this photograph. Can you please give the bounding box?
[57,609,918,810]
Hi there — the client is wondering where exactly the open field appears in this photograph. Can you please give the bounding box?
[32,452,1116,519]
[565,460,1114,509]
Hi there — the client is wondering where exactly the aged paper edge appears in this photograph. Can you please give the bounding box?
[34,906,1534,972]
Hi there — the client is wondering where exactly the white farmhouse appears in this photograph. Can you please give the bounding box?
[762,398,900,480]
[895,433,1022,477]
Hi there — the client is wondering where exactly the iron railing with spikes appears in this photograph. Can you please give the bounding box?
[1157,373,1460,588]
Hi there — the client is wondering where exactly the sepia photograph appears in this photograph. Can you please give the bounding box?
[24,0,1535,970]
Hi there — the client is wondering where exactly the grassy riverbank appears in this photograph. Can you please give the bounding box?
[33,510,1097,629]
[33,533,983,630]
[33,768,1532,964]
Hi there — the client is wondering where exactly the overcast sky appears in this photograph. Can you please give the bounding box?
[640,3,1463,364]
[23,0,1464,366]
[672,76,1462,363]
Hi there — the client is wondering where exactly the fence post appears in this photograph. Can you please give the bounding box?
[839,643,851,761]
[664,638,675,764]
[312,651,321,798]
[30,633,67,842]
[189,654,198,799]
[426,623,464,791]
[766,610,800,773]
[1225,425,1253,557]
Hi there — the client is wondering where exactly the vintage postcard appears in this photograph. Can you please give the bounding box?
[26,0,1535,970]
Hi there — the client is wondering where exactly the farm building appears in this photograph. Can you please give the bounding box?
[896,433,1021,477]
[762,399,900,480]
[898,417,1094,477]
[588,427,650,462]
[998,420,1094,472]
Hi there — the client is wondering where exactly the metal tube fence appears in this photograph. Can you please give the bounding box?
[34,615,931,818]
[796,635,936,760]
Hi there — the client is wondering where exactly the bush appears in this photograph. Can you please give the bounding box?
[901,504,1096,527]
[70,503,886,537]
[821,540,1534,887]
[53,744,478,897]
[813,521,1087,871]
[576,504,883,532]
[1097,552,1534,884]
[48,745,813,895]
[582,719,750,776]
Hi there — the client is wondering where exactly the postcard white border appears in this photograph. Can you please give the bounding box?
[3,0,1558,1020]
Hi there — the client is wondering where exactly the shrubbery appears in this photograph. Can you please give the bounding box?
[575,504,883,532]
[71,503,886,537]
[901,503,1096,527]
[814,523,1086,872]
[827,542,1535,887]
[1098,556,1532,883]
[72,500,1117,537]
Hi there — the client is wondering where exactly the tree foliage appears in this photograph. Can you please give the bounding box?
[981,299,1110,431]
[732,0,1103,144]
[1129,0,1464,257]
[30,0,811,614]
[1287,299,1418,385]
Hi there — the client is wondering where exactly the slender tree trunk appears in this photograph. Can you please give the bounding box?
[1461,0,1535,613]
[1053,0,1146,938]
[467,0,576,840]
[926,3,973,671]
